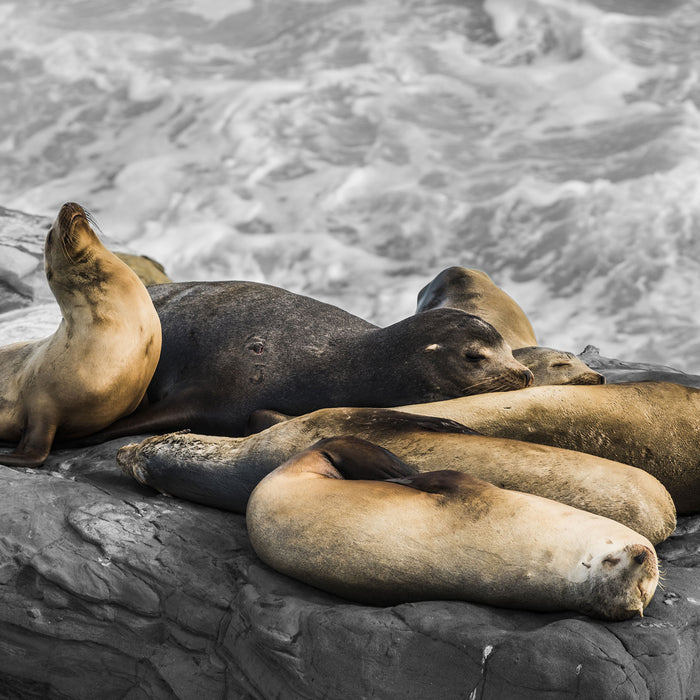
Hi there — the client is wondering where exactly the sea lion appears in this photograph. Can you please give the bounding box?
[78,281,532,442]
[395,382,700,513]
[116,407,675,544]
[114,253,172,286]
[416,268,599,385]
[514,346,605,386]
[579,345,700,387]
[246,437,659,620]
[0,203,162,467]
[417,267,537,349]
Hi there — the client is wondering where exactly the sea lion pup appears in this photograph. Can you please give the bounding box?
[579,345,700,388]
[246,437,659,620]
[513,346,605,386]
[417,267,537,349]
[0,202,162,467]
[117,408,675,544]
[79,282,532,442]
[395,382,700,514]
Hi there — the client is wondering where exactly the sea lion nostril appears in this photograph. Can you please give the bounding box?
[634,550,648,565]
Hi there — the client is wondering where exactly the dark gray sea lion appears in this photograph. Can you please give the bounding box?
[417,267,537,349]
[81,281,532,442]
[396,382,700,514]
[116,407,675,544]
[0,203,162,467]
[246,437,659,620]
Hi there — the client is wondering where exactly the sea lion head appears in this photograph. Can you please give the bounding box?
[44,202,101,293]
[392,308,533,400]
[513,346,606,386]
[44,202,117,317]
[580,542,659,621]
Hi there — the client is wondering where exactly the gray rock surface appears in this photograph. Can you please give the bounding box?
[0,438,698,699]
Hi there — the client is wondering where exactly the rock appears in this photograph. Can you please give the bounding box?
[0,206,54,312]
[0,438,698,699]
[579,345,700,388]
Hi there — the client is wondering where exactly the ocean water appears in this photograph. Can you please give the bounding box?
[1,0,699,369]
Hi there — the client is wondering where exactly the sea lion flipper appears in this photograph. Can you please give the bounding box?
[384,410,481,436]
[385,470,487,497]
[246,409,291,435]
[313,436,418,480]
[0,417,56,468]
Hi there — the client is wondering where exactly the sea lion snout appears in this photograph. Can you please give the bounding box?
[633,549,648,565]
[627,543,657,574]
[58,201,87,227]
[521,367,534,387]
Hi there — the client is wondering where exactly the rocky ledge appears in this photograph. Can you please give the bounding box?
[0,436,698,700]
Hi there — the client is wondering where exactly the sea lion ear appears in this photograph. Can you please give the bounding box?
[424,343,440,352]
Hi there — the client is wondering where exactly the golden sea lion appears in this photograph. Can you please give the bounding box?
[395,382,700,513]
[514,346,605,386]
[0,203,162,467]
[246,437,659,620]
[417,267,537,349]
[114,252,172,286]
[117,407,675,544]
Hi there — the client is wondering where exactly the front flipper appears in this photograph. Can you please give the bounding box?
[0,417,56,468]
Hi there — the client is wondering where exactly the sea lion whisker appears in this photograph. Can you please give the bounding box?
[83,207,103,234]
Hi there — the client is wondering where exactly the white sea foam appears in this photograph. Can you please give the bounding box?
[0,0,699,370]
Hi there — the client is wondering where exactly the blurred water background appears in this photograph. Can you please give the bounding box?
[1,0,699,369]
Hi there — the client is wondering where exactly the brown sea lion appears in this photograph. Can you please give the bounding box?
[75,281,532,443]
[417,267,537,349]
[246,437,659,620]
[416,268,601,385]
[514,346,605,386]
[114,252,172,286]
[0,203,162,467]
[395,382,700,513]
[116,407,675,544]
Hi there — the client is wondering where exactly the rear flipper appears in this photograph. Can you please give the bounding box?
[313,436,418,481]
[117,433,264,514]
[386,470,490,497]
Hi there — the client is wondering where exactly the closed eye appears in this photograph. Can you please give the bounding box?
[465,353,484,362]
